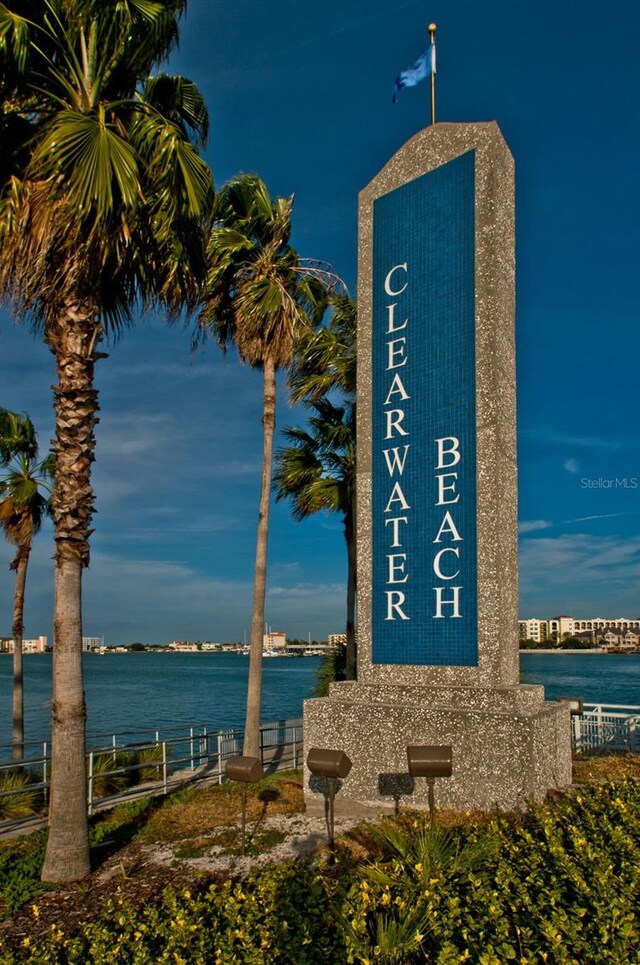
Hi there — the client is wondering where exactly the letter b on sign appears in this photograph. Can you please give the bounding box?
[435,437,460,470]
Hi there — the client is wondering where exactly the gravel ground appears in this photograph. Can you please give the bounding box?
[147,809,370,877]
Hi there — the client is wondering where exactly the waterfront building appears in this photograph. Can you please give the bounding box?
[263,631,286,651]
[519,616,640,645]
[601,628,639,650]
[0,635,48,653]
[82,636,104,652]
[327,633,347,647]
[518,619,547,643]
[168,641,199,651]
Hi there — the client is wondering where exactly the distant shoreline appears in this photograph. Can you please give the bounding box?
[519,648,608,655]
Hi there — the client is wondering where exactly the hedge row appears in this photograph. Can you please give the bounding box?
[1,778,638,964]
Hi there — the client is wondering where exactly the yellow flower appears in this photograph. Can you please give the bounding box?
[22,938,31,948]
[31,905,39,918]
[381,892,391,906]
[260,937,270,949]
[183,889,191,900]
[415,932,425,943]
[415,862,423,872]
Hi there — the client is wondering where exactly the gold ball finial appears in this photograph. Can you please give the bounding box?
[428,23,437,32]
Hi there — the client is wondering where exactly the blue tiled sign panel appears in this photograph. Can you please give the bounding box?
[371,150,478,665]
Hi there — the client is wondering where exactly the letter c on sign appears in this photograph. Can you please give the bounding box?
[433,547,460,580]
[384,264,408,297]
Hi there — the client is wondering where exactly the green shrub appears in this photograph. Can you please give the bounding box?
[313,646,346,697]
[1,779,638,964]
[87,752,133,798]
[339,779,640,964]
[133,745,165,784]
[0,771,41,821]
[0,833,48,920]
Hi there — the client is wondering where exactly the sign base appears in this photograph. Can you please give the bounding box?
[303,681,572,814]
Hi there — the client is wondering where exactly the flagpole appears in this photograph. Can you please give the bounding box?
[428,22,437,125]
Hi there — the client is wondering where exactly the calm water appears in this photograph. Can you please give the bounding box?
[0,651,638,753]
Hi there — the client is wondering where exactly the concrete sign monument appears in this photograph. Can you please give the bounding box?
[304,123,572,813]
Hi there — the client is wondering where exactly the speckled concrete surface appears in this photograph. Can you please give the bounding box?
[304,122,572,815]
[304,688,572,814]
[357,121,517,689]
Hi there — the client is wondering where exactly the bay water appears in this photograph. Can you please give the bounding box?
[0,651,638,756]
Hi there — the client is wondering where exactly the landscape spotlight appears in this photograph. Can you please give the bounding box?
[225,755,264,855]
[307,747,352,851]
[406,745,453,827]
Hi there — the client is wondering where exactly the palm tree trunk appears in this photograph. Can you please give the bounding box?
[345,504,357,681]
[41,303,100,883]
[243,356,277,759]
[11,551,28,762]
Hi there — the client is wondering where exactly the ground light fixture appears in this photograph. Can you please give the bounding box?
[224,755,264,855]
[406,745,453,827]
[306,747,352,852]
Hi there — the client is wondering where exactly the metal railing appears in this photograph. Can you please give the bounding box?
[2,703,639,834]
[0,717,303,834]
[573,703,639,755]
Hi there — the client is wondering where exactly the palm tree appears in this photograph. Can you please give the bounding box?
[274,396,357,679]
[0,0,212,881]
[284,295,358,677]
[199,173,327,758]
[289,294,357,403]
[0,438,53,763]
[0,407,37,463]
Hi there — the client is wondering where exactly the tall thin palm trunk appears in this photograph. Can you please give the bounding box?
[243,356,276,759]
[41,303,99,883]
[11,552,27,762]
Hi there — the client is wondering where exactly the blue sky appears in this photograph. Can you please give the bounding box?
[1,0,638,644]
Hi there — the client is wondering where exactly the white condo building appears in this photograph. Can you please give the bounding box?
[519,616,640,643]
[0,635,48,653]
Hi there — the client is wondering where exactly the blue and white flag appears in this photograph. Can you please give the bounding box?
[392,45,435,102]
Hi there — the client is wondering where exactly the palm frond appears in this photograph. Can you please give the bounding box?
[29,108,140,215]
[289,294,357,402]
[0,408,37,462]
[1,0,212,335]
[0,2,32,75]
[142,72,208,144]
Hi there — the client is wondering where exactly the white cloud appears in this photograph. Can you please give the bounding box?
[522,429,640,452]
[520,532,640,615]
[564,513,628,524]
[519,520,553,534]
